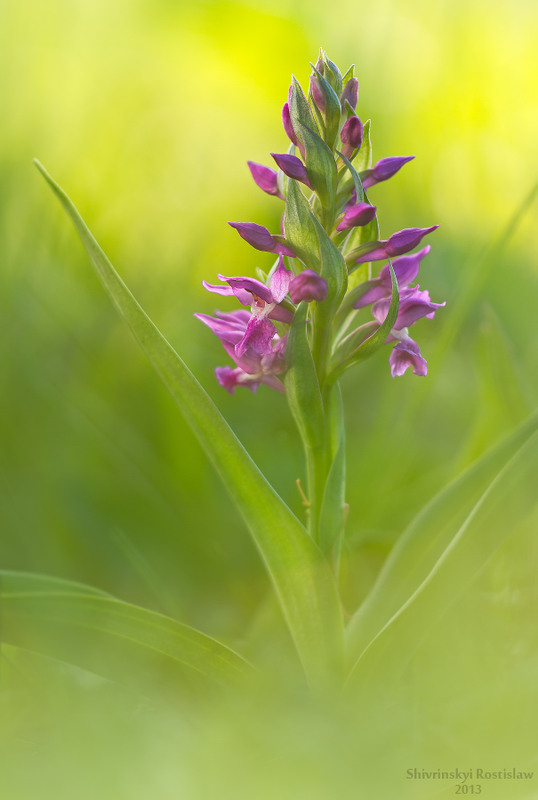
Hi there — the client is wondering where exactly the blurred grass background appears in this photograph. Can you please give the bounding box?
[1,0,537,625]
[0,0,537,794]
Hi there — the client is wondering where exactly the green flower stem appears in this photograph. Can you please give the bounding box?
[304,192,347,547]
[306,441,330,542]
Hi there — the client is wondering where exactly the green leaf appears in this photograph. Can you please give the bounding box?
[283,302,330,548]
[310,217,348,380]
[321,54,343,96]
[309,64,342,148]
[318,384,346,564]
[341,64,355,86]
[284,301,325,456]
[345,239,382,269]
[34,161,344,686]
[337,150,366,204]
[298,121,337,228]
[0,571,251,691]
[312,215,347,310]
[344,215,381,270]
[330,322,378,369]
[284,178,320,271]
[354,119,372,171]
[346,414,538,684]
[289,76,319,143]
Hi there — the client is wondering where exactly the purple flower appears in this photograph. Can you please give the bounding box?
[353,246,431,309]
[235,315,277,357]
[367,285,445,378]
[202,259,294,323]
[271,153,311,189]
[389,337,428,377]
[289,270,328,303]
[269,257,294,303]
[372,286,446,331]
[229,221,296,257]
[194,309,254,346]
[282,101,305,158]
[282,103,299,147]
[340,116,363,158]
[340,78,359,110]
[355,226,439,263]
[195,309,287,394]
[361,156,415,189]
[196,300,278,359]
[309,74,326,113]
[336,202,377,231]
[247,161,283,199]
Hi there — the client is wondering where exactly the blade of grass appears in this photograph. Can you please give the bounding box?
[346,420,538,686]
[34,161,344,686]
[0,571,251,692]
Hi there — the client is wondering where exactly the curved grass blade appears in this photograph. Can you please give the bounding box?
[34,161,344,685]
[0,571,251,692]
[346,417,538,685]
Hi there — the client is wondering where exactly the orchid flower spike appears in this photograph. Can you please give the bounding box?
[197,53,445,393]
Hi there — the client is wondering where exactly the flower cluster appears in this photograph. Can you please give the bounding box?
[196,52,444,393]
[195,258,326,393]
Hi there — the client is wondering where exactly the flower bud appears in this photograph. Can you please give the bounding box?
[282,102,299,148]
[340,116,363,158]
[361,156,415,189]
[354,226,439,263]
[309,74,326,113]
[271,153,311,189]
[247,161,283,199]
[340,77,359,110]
[289,270,328,303]
[336,202,377,231]
[229,221,296,257]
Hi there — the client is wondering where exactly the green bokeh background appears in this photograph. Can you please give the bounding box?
[1,0,537,796]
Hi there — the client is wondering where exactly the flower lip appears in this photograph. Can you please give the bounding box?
[389,336,428,377]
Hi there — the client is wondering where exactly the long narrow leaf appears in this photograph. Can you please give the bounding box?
[346,419,538,685]
[0,571,251,691]
[34,161,344,685]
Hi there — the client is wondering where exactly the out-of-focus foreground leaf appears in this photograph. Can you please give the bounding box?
[0,571,252,692]
[346,414,538,685]
[33,161,344,686]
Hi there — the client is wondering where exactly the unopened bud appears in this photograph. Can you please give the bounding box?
[289,270,328,303]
